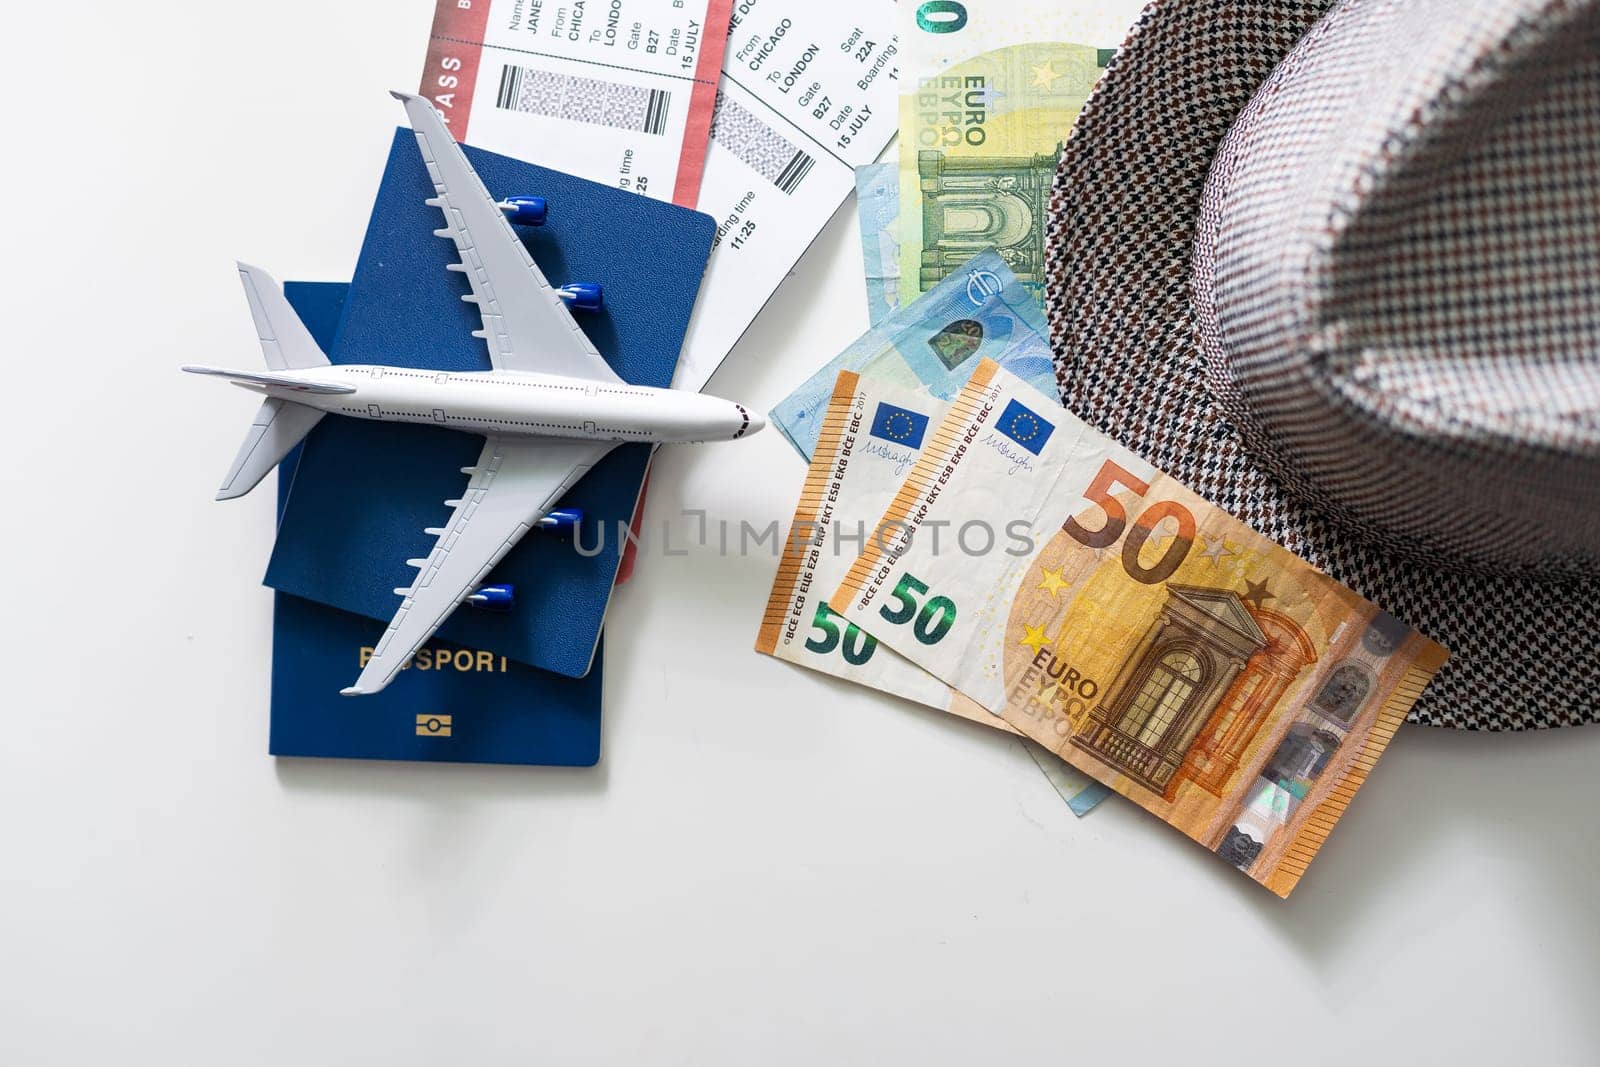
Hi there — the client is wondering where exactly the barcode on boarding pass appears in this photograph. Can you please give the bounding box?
[495,64,671,135]
[710,91,815,195]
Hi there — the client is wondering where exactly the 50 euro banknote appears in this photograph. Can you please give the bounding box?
[756,369,1109,816]
[828,360,1448,896]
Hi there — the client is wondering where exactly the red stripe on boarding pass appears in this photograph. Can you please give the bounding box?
[420,0,493,142]
[673,0,735,208]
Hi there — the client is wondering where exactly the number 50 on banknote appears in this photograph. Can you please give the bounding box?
[830,360,1448,897]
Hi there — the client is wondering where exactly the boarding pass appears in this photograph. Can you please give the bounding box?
[419,0,900,393]
[419,0,733,207]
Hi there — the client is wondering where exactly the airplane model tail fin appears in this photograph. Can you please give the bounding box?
[182,263,342,500]
[208,397,326,501]
[181,360,344,500]
[180,365,355,395]
[236,262,330,371]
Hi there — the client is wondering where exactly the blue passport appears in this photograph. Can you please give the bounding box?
[271,282,604,766]
[263,129,715,678]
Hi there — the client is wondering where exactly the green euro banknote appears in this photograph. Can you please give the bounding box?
[771,249,1058,460]
[896,0,1145,306]
[757,367,1109,816]
[855,162,902,325]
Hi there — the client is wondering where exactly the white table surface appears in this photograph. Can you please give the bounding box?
[5,2,1598,1063]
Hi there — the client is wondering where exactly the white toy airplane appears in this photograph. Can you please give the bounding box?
[186,91,764,696]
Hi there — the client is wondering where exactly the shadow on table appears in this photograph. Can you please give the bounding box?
[1198,723,1600,1027]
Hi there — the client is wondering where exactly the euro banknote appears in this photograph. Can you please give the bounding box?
[895,0,1144,306]
[770,249,1057,460]
[828,360,1449,896]
[756,368,1109,816]
[855,162,902,325]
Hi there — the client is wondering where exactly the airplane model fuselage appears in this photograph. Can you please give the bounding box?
[185,363,760,444]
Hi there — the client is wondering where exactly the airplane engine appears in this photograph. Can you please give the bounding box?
[465,583,516,611]
[538,508,584,531]
[497,195,548,226]
[556,283,603,313]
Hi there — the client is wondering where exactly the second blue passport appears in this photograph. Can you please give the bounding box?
[264,129,715,679]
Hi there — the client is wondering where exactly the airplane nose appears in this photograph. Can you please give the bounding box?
[734,403,765,439]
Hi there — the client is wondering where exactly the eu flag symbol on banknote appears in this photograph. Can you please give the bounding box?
[995,399,1056,455]
[870,401,930,449]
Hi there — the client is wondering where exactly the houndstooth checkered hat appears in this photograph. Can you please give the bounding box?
[1046,0,1600,730]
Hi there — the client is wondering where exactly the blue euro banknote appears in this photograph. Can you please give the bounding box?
[772,249,1061,459]
[855,162,901,326]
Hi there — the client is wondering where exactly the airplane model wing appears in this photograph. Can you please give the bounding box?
[342,435,617,695]
[391,91,624,385]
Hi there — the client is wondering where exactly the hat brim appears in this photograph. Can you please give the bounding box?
[1044,0,1598,730]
